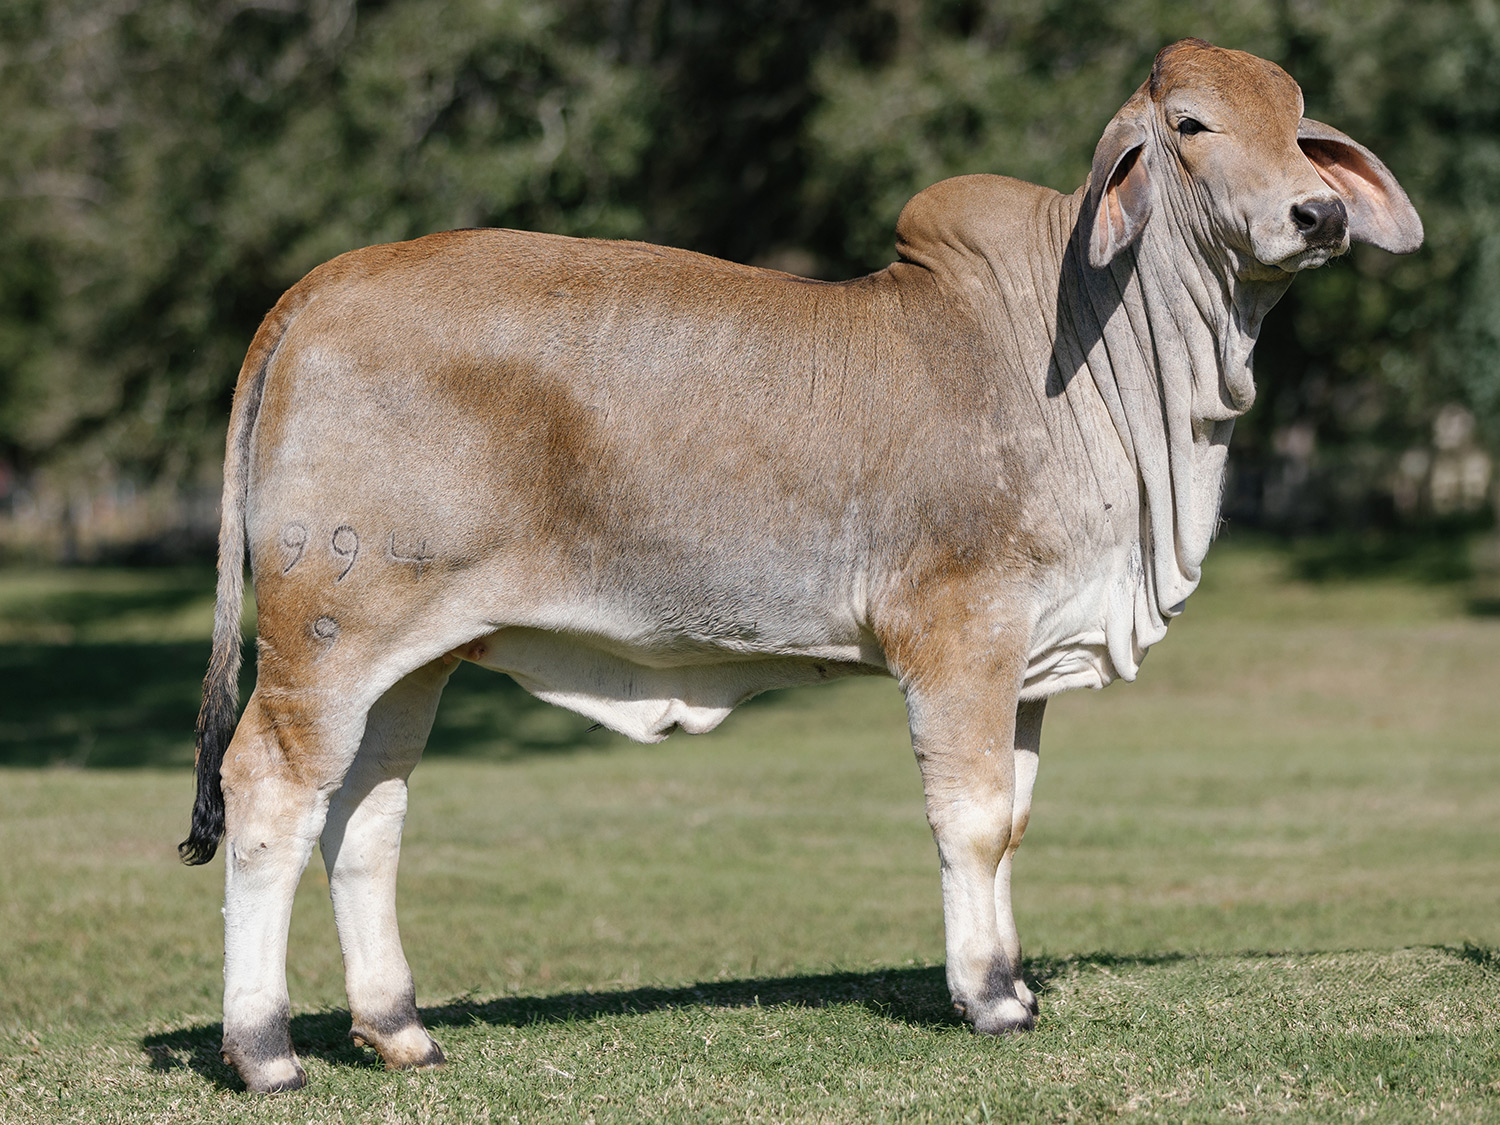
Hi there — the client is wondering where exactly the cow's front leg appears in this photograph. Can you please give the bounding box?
[320,659,453,1072]
[900,647,1034,1034]
[998,698,1044,1017]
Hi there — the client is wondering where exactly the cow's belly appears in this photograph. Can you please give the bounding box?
[460,625,885,743]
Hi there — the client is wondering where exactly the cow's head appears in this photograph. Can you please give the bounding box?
[1087,39,1423,276]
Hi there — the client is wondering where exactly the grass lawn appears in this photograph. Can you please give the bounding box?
[0,537,1497,1122]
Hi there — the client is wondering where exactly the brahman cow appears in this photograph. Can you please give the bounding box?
[181,39,1421,1092]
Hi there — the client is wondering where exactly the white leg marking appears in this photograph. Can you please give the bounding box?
[905,672,1032,1035]
[321,661,451,1069]
[218,689,373,1092]
[221,769,329,1092]
[996,699,1045,1016]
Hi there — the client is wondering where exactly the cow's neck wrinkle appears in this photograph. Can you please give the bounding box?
[1051,196,1290,677]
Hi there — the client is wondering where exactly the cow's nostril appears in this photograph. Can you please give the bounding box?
[1291,197,1348,243]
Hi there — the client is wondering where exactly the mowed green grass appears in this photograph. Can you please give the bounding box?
[1,540,1498,1122]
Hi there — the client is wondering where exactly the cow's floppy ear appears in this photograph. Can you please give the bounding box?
[1088,95,1154,269]
[1297,118,1423,254]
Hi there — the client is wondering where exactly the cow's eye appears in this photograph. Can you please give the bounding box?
[1176,117,1207,136]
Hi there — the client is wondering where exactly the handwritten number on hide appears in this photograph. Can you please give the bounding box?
[389,533,434,579]
[281,524,308,574]
[331,526,360,581]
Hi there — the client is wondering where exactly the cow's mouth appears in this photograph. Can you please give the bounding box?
[1276,245,1340,272]
[1241,230,1347,280]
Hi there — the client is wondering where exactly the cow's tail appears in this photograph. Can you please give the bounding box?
[179,292,300,866]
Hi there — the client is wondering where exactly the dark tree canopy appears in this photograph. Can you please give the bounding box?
[1,0,1494,541]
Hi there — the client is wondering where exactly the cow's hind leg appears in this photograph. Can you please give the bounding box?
[320,659,454,1071]
[219,686,368,1092]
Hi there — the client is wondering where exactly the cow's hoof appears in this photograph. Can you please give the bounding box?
[960,995,1036,1036]
[1015,979,1040,1016]
[222,1019,308,1094]
[223,1048,307,1094]
[352,1019,446,1071]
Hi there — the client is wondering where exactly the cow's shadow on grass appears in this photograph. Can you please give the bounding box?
[139,953,1186,1089]
[0,643,617,769]
[0,632,859,770]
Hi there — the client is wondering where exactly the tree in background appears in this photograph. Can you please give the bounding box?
[0,0,1495,555]
[0,0,654,495]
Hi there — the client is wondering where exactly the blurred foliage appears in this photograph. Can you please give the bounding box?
[806,0,1500,528]
[0,0,1495,531]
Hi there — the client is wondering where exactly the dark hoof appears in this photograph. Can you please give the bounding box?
[222,1048,307,1094]
[351,1019,446,1071]
[1017,981,1041,1016]
[222,1018,307,1094]
[401,1040,447,1071]
[958,996,1037,1035]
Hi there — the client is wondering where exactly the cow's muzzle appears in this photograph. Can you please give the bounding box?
[1290,196,1348,247]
